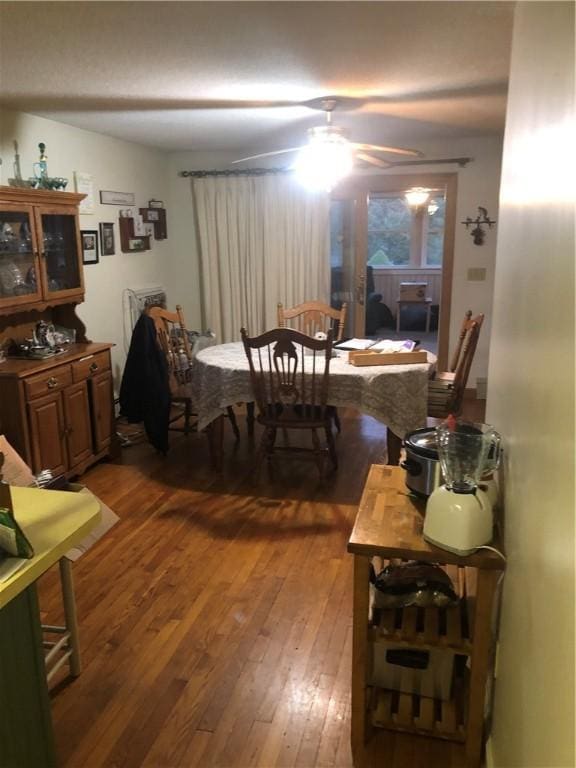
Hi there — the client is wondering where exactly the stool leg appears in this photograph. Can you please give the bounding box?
[59,558,81,677]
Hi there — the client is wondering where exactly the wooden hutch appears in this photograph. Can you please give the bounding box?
[0,186,115,477]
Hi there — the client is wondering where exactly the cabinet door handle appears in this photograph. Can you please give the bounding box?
[89,362,99,373]
[47,377,58,389]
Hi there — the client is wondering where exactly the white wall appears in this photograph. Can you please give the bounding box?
[486,3,575,766]
[0,109,171,388]
[168,137,503,384]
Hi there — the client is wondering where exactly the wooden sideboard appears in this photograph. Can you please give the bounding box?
[0,186,116,477]
[0,343,114,477]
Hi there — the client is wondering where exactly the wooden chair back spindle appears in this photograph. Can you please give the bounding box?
[277,300,348,342]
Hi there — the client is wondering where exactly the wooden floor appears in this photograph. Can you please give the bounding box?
[38,403,484,768]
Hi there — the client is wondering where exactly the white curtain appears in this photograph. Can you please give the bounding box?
[192,174,330,343]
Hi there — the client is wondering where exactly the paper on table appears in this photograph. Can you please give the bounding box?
[369,339,417,353]
[64,484,119,562]
[334,338,376,351]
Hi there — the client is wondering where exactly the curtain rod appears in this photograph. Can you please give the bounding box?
[179,168,291,178]
[179,157,473,178]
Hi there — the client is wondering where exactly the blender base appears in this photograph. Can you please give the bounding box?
[422,532,478,557]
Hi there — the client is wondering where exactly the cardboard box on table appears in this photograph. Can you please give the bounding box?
[0,435,118,561]
[399,282,428,301]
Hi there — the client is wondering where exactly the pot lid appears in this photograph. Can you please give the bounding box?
[405,427,439,459]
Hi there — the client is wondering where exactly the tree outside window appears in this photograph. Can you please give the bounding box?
[367,194,446,268]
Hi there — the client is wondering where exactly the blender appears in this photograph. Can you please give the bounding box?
[423,419,501,555]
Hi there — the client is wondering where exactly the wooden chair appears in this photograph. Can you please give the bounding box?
[147,305,239,439]
[385,311,484,464]
[277,300,348,342]
[427,311,485,419]
[241,327,338,479]
[277,300,347,432]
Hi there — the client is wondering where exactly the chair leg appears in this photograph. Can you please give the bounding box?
[246,402,255,437]
[311,428,325,480]
[265,426,277,478]
[325,424,338,470]
[332,407,342,434]
[226,406,240,442]
[184,399,192,436]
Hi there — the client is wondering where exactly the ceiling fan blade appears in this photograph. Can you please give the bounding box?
[232,147,305,164]
[355,152,391,169]
[182,99,303,110]
[387,157,472,168]
[354,143,423,158]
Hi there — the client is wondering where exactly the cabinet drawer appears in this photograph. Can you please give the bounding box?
[72,351,111,382]
[24,365,73,400]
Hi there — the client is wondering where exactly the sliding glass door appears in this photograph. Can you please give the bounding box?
[330,173,457,369]
[329,198,356,338]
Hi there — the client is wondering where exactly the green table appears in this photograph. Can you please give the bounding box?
[0,487,100,768]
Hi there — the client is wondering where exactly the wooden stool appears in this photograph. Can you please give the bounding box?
[42,557,82,681]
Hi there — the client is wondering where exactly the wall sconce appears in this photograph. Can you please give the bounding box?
[462,206,496,245]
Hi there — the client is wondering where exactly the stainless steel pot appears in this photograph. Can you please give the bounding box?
[402,427,444,497]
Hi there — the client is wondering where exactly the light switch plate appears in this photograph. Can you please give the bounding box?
[467,267,486,281]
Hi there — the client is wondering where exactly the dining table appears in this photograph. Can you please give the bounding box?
[191,341,435,468]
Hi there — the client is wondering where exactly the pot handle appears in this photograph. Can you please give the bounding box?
[400,459,422,476]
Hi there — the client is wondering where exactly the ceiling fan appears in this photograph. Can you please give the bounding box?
[229,98,469,190]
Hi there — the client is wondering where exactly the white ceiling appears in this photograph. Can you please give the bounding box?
[0,1,515,156]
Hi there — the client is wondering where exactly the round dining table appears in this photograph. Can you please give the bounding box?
[191,341,435,467]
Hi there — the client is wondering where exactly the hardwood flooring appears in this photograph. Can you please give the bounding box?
[38,403,483,768]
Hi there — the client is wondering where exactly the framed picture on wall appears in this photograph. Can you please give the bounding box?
[99,222,115,256]
[81,230,99,264]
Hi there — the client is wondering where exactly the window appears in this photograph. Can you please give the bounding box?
[367,194,446,268]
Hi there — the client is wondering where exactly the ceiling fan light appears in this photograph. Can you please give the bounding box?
[405,187,431,208]
[293,140,353,192]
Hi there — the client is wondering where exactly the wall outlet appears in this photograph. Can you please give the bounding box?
[467,267,486,281]
[476,377,488,399]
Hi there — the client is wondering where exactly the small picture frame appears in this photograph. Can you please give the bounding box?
[148,199,164,208]
[99,222,115,256]
[133,214,146,237]
[146,209,160,221]
[81,230,99,264]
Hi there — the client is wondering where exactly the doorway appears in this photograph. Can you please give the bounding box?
[330,174,457,370]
